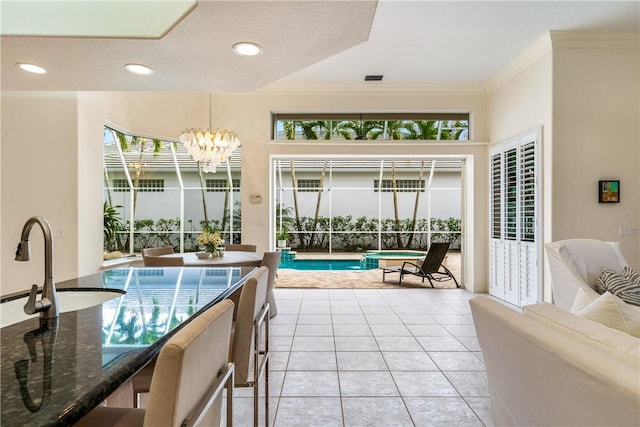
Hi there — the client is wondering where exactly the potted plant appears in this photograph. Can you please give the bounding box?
[276,227,289,248]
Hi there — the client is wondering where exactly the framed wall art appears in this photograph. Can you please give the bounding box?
[599,180,620,203]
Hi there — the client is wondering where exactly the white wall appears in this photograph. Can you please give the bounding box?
[211,89,489,292]
[1,92,80,295]
[487,48,554,300]
[487,32,640,302]
[1,88,490,294]
[552,41,639,267]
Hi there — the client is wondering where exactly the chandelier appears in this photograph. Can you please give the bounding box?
[179,93,241,173]
[179,128,240,173]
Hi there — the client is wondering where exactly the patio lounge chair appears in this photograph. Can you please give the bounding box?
[382,242,460,288]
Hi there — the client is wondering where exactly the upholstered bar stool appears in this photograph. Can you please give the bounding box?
[132,268,270,425]
[74,300,235,427]
[230,266,270,427]
[260,251,281,318]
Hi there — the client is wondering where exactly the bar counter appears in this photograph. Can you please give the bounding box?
[1,266,255,426]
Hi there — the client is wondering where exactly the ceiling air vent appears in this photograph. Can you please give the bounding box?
[364,75,383,81]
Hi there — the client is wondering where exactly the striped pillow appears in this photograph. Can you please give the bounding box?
[595,267,640,306]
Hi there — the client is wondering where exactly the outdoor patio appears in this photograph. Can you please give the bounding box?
[275,252,461,289]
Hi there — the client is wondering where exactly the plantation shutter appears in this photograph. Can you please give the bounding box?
[489,129,541,307]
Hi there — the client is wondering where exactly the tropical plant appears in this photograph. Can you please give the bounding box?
[103,202,123,251]
[342,119,384,140]
[276,226,289,241]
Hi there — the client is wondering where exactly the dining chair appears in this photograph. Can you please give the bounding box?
[143,255,184,267]
[74,299,236,427]
[260,251,281,318]
[225,244,257,252]
[231,266,270,427]
[141,246,175,266]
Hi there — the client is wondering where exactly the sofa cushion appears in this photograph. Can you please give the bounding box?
[595,266,640,306]
[571,290,640,337]
[524,301,640,361]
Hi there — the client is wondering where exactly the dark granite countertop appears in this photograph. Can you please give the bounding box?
[1,266,255,427]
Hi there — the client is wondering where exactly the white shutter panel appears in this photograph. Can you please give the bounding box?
[489,128,541,307]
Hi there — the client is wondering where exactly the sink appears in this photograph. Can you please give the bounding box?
[1,288,125,328]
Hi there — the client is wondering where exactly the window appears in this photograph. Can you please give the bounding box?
[297,179,322,192]
[112,179,164,192]
[206,179,240,192]
[374,179,425,193]
[272,113,469,141]
[103,126,243,254]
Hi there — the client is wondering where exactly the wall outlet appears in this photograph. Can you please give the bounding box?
[618,226,636,236]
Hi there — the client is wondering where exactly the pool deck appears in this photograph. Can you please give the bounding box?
[276,251,461,289]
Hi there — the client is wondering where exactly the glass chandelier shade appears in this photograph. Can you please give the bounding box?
[179,129,240,173]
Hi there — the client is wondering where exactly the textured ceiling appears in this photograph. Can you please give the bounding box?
[1,1,377,91]
[1,1,637,92]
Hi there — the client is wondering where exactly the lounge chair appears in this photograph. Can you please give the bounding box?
[381,242,460,288]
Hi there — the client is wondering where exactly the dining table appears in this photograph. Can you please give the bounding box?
[0,265,257,426]
[160,250,263,267]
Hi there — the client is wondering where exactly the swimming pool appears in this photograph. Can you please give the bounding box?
[361,250,427,269]
[278,250,428,271]
[279,259,365,271]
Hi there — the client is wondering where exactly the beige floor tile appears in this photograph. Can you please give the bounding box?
[404,397,484,426]
[342,397,413,427]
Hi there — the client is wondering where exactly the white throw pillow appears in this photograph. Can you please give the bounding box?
[574,291,640,337]
[570,288,596,313]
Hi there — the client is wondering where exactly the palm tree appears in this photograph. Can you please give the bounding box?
[404,120,441,140]
[283,121,304,246]
[309,161,327,250]
[343,119,384,140]
[370,120,406,140]
[115,131,163,214]
[406,161,425,248]
[390,161,403,248]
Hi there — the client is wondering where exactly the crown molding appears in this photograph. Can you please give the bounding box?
[486,32,553,94]
[256,82,487,96]
[550,31,640,49]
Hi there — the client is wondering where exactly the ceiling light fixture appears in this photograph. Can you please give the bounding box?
[232,42,262,56]
[16,62,46,74]
[124,63,154,75]
[179,93,241,173]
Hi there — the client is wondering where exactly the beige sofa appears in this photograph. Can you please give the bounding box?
[470,296,640,427]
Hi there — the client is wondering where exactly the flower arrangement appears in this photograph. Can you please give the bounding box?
[197,230,224,255]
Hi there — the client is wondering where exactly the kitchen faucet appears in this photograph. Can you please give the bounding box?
[15,216,58,319]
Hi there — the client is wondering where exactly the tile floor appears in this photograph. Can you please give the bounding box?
[231,287,494,427]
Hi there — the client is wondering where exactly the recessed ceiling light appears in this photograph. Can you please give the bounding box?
[125,63,154,75]
[232,42,262,56]
[16,62,46,74]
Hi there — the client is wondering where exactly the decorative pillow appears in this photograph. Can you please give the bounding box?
[570,288,596,313]
[595,266,640,306]
[574,291,640,337]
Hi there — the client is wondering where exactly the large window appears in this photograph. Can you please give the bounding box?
[103,126,243,254]
[274,158,463,253]
[272,113,469,141]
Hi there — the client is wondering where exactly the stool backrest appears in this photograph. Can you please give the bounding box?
[144,300,234,427]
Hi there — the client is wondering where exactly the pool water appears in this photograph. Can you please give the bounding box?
[279,259,365,271]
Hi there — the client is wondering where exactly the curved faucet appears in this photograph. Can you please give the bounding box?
[15,216,58,319]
